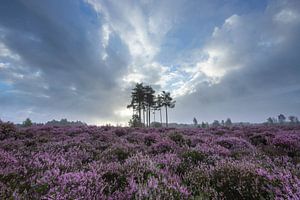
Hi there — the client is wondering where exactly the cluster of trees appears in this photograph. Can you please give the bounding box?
[127,83,175,127]
[45,119,87,126]
[193,118,209,128]
[20,118,87,127]
[267,114,299,125]
[193,117,232,128]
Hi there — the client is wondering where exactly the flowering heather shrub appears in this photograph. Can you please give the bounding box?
[0,124,300,199]
[144,133,158,146]
[216,137,253,150]
[168,132,186,146]
[272,133,300,152]
[209,161,277,199]
[0,120,17,140]
[215,137,256,159]
[250,133,269,146]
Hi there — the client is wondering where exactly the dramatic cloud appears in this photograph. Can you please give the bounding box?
[174,0,300,123]
[0,0,299,124]
[0,0,130,124]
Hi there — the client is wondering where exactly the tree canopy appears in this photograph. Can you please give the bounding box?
[127,83,175,127]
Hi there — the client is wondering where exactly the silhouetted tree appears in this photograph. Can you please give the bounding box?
[267,117,274,124]
[221,120,225,126]
[193,117,198,126]
[127,83,145,125]
[127,99,136,115]
[288,116,298,124]
[278,114,286,124]
[60,118,68,125]
[161,91,175,127]
[155,94,163,126]
[212,120,220,127]
[144,85,155,127]
[225,118,232,126]
[22,118,32,127]
[128,114,143,127]
[201,122,209,128]
[127,84,175,128]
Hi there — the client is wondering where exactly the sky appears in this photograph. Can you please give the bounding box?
[0,0,300,125]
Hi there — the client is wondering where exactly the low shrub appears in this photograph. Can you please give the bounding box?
[0,121,17,140]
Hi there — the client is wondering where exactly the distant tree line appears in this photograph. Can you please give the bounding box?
[193,117,232,128]
[127,83,175,127]
[45,119,87,126]
[266,114,299,125]
[20,118,87,127]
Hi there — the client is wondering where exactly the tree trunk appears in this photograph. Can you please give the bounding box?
[160,109,162,126]
[138,102,141,124]
[148,106,151,127]
[153,110,155,122]
[143,109,145,127]
[165,106,168,127]
[146,108,148,127]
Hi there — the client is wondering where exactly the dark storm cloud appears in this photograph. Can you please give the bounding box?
[0,0,130,123]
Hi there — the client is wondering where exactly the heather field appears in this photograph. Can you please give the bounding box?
[1,122,300,199]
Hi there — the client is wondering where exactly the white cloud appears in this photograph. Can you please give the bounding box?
[0,42,20,60]
[85,0,180,93]
[86,0,159,60]
[101,23,111,60]
[122,73,145,84]
[171,0,300,123]
[274,9,300,24]
[114,107,132,118]
[168,0,300,99]
[0,62,9,69]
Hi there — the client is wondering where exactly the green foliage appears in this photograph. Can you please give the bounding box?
[177,150,208,176]
[185,163,276,200]
[193,117,198,126]
[127,83,175,128]
[161,91,176,109]
[102,172,128,195]
[151,121,162,128]
[128,114,143,127]
[278,114,286,124]
[184,170,211,198]
[169,132,185,146]
[181,150,207,165]
[212,120,220,127]
[0,121,17,140]
[225,118,232,126]
[113,148,130,162]
[217,140,233,149]
[114,128,127,137]
[211,166,275,199]
[22,118,32,127]
[33,183,50,195]
[250,135,268,146]
[144,135,156,146]
[142,170,158,183]
[267,117,274,124]
[201,122,209,128]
